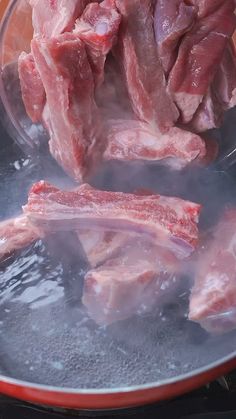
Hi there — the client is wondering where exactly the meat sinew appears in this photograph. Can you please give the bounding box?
[83,239,180,325]
[0,215,41,261]
[23,181,201,258]
[104,120,206,169]
[18,52,46,123]
[114,0,179,132]
[31,33,101,181]
[74,0,121,88]
[168,0,236,123]
[189,210,236,334]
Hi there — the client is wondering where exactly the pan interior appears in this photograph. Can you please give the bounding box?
[1,110,236,390]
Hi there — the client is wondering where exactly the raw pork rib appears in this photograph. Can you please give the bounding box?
[0,215,41,261]
[31,33,101,181]
[23,181,201,258]
[154,0,196,75]
[189,210,236,334]
[83,240,180,325]
[114,0,179,133]
[74,0,121,88]
[168,0,236,123]
[104,120,206,170]
[18,52,45,123]
[29,0,92,38]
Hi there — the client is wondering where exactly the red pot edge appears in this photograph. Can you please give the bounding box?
[0,357,236,410]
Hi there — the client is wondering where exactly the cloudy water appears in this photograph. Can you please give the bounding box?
[1,113,236,389]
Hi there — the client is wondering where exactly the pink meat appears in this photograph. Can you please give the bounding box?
[189,0,230,19]
[77,230,129,268]
[214,40,236,111]
[114,0,179,133]
[31,33,101,181]
[23,181,201,258]
[83,240,180,325]
[104,120,206,170]
[189,88,224,133]
[189,210,236,334]
[168,1,236,123]
[74,0,121,88]
[18,52,45,123]
[29,0,92,38]
[154,0,196,75]
[0,215,41,261]
[77,189,156,268]
[189,40,236,133]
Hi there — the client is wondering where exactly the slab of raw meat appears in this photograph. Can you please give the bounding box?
[104,120,206,170]
[18,52,45,123]
[82,239,180,325]
[31,33,101,181]
[29,0,92,38]
[114,0,179,133]
[168,1,236,123]
[154,0,196,75]
[74,0,121,88]
[0,215,41,261]
[23,181,201,258]
[189,210,236,334]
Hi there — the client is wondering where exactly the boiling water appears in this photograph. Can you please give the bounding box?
[1,120,236,389]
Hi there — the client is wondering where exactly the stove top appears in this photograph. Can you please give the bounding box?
[1,372,236,419]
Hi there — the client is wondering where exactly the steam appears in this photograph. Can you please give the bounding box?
[1,13,236,391]
[1,104,236,388]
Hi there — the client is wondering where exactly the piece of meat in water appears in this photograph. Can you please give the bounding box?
[104,120,206,170]
[23,181,201,258]
[18,52,46,124]
[114,0,179,132]
[29,0,92,38]
[83,239,181,325]
[0,215,42,261]
[74,0,121,88]
[31,33,101,181]
[154,0,196,75]
[189,210,236,334]
[168,1,236,123]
